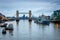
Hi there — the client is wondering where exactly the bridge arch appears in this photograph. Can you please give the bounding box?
[16,10,32,21]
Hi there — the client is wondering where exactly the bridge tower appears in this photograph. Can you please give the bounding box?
[16,10,19,21]
[29,10,32,21]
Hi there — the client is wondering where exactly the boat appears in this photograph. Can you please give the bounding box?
[34,15,50,25]
[0,23,7,27]
[41,20,50,25]
[0,20,5,23]
[2,29,6,34]
[5,24,13,30]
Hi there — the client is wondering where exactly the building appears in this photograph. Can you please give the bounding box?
[0,13,5,20]
[51,10,60,20]
[0,13,8,21]
[45,16,50,20]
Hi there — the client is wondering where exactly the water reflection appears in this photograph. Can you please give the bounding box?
[16,21,19,32]
[54,23,60,29]
[9,30,13,36]
[29,22,32,32]
[1,20,60,40]
[16,21,19,27]
[29,22,32,40]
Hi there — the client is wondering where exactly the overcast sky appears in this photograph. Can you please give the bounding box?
[0,0,60,17]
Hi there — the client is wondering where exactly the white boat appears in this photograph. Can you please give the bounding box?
[34,15,50,25]
[5,24,13,30]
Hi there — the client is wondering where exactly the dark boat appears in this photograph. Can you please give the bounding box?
[2,29,6,34]
[42,20,50,25]
[0,20,4,23]
[0,23,7,27]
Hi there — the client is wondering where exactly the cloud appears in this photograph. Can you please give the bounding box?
[0,0,60,16]
[0,0,60,4]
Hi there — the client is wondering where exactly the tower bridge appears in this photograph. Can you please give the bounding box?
[16,10,32,22]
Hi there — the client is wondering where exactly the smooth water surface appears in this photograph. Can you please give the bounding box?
[0,20,60,40]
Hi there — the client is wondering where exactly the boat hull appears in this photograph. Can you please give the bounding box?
[0,23,7,27]
[34,20,50,25]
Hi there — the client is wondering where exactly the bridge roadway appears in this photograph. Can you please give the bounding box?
[19,13,28,14]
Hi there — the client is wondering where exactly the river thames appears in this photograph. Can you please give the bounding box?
[0,20,60,40]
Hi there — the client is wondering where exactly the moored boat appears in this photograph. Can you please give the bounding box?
[34,15,50,25]
[0,23,7,27]
[5,24,13,30]
[2,29,6,34]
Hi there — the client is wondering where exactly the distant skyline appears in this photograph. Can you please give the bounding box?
[0,0,60,17]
